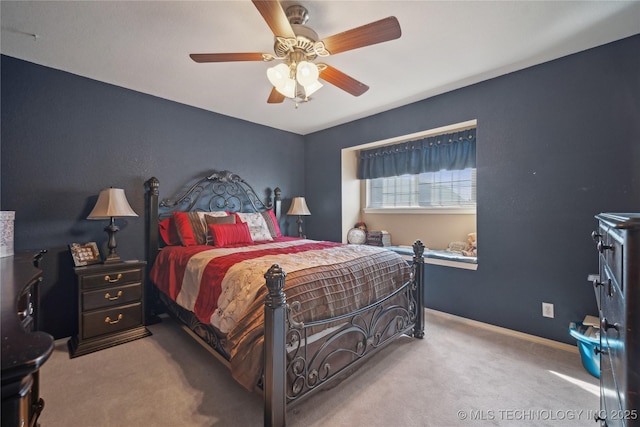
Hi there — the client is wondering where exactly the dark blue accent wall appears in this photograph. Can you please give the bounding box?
[2,35,639,343]
[303,35,640,343]
[1,55,305,338]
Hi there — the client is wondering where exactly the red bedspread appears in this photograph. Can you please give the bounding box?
[150,238,341,331]
[149,237,411,389]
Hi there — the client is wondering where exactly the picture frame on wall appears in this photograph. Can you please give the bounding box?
[69,242,101,266]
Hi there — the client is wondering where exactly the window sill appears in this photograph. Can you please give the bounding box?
[387,246,478,270]
[423,256,478,270]
[364,207,476,215]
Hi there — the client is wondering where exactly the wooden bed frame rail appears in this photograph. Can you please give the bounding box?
[144,172,424,427]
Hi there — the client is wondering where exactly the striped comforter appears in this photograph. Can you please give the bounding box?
[149,237,411,389]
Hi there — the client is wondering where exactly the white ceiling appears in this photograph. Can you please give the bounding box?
[2,1,639,135]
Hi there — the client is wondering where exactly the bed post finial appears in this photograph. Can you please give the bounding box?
[273,187,282,222]
[265,264,286,307]
[264,264,287,427]
[146,176,159,196]
[412,240,425,339]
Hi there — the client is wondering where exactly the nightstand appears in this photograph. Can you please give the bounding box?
[68,260,151,358]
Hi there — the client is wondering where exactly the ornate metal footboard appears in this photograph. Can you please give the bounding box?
[263,242,425,427]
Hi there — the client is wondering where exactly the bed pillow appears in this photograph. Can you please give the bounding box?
[173,212,208,246]
[261,210,282,238]
[208,223,253,247]
[172,212,233,246]
[204,214,236,245]
[234,212,274,242]
[158,218,181,246]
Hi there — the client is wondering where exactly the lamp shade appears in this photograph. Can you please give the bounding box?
[303,80,323,97]
[267,63,297,98]
[287,197,311,216]
[267,63,290,87]
[87,188,138,219]
[296,61,319,86]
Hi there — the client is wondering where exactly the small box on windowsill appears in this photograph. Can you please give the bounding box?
[0,211,15,258]
[366,230,391,247]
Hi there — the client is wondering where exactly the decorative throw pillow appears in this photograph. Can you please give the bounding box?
[173,212,208,246]
[158,217,180,246]
[199,211,231,223]
[234,212,274,242]
[204,215,236,226]
[261,210,282,238]
[204,214,236,245]
[171,211,233,246]
[208,223,253,247]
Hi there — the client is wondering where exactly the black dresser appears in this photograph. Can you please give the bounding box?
[592,213,639,426]
[1,254,54,427]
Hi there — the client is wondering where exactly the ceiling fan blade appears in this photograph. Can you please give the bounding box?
[267,87,285,104]
[189,53,269,63]
[319,65,369,97]
[252,0,296,39]
[320,16,401,55]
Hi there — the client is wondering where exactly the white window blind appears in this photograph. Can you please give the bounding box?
[367,168,476,209]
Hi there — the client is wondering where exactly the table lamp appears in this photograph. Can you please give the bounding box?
[87,187,138,263]
[287,197,311,238]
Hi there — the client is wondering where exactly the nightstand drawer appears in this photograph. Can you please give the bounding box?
[82,283,142,311]
[82,302,143,339]
[80,268,143,290]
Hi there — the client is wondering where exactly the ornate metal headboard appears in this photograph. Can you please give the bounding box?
[158,170,278,218]
[144,170,282,268]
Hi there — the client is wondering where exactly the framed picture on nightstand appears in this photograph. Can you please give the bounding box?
[69,242,101,266]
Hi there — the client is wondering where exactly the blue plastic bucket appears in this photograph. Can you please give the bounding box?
[569,321,600,378]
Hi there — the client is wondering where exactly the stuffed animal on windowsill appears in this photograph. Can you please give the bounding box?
[462,232,477,257]
[354,222,367,232]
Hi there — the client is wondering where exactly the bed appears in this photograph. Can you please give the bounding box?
[144,170,425,426]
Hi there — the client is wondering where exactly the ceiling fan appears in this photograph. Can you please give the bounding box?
[189,1,401,105]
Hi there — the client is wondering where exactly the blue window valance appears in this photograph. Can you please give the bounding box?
[357,128,476,179]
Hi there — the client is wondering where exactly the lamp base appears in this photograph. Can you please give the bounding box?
[103,253,121,264]
[297,215,306,238]
[104,218,121,263]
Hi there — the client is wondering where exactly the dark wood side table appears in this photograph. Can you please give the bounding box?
[1,253,53,427]
[68,260,151,358]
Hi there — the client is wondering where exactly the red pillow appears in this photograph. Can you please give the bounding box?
[262,210,282,238]
[172,212,204,246]
[158,218,180,246]
[209,223,253,247]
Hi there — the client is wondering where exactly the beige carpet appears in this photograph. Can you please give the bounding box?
[39,310,599,426]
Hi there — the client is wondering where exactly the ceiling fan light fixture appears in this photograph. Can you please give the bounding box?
[279,76,297,98]
[303,80,323,97]
[267,63,290,87]
[190,2,402,105]
[296,61,320,86]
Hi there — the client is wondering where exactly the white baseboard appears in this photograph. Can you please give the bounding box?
[426,308,578,353]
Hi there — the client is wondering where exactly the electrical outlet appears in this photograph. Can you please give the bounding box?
[542,302,554,318]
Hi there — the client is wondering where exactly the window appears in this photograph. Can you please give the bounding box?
[367,168,476,212]
[341,120,478,261]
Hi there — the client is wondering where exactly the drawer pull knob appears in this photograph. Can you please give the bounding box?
[105,273,123,283]
[601,318,620,331]
[105,314,123,325]
[105,290,123,301]
[594,347,608,356]
[591,231,602,241]
[597,241,613,253]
